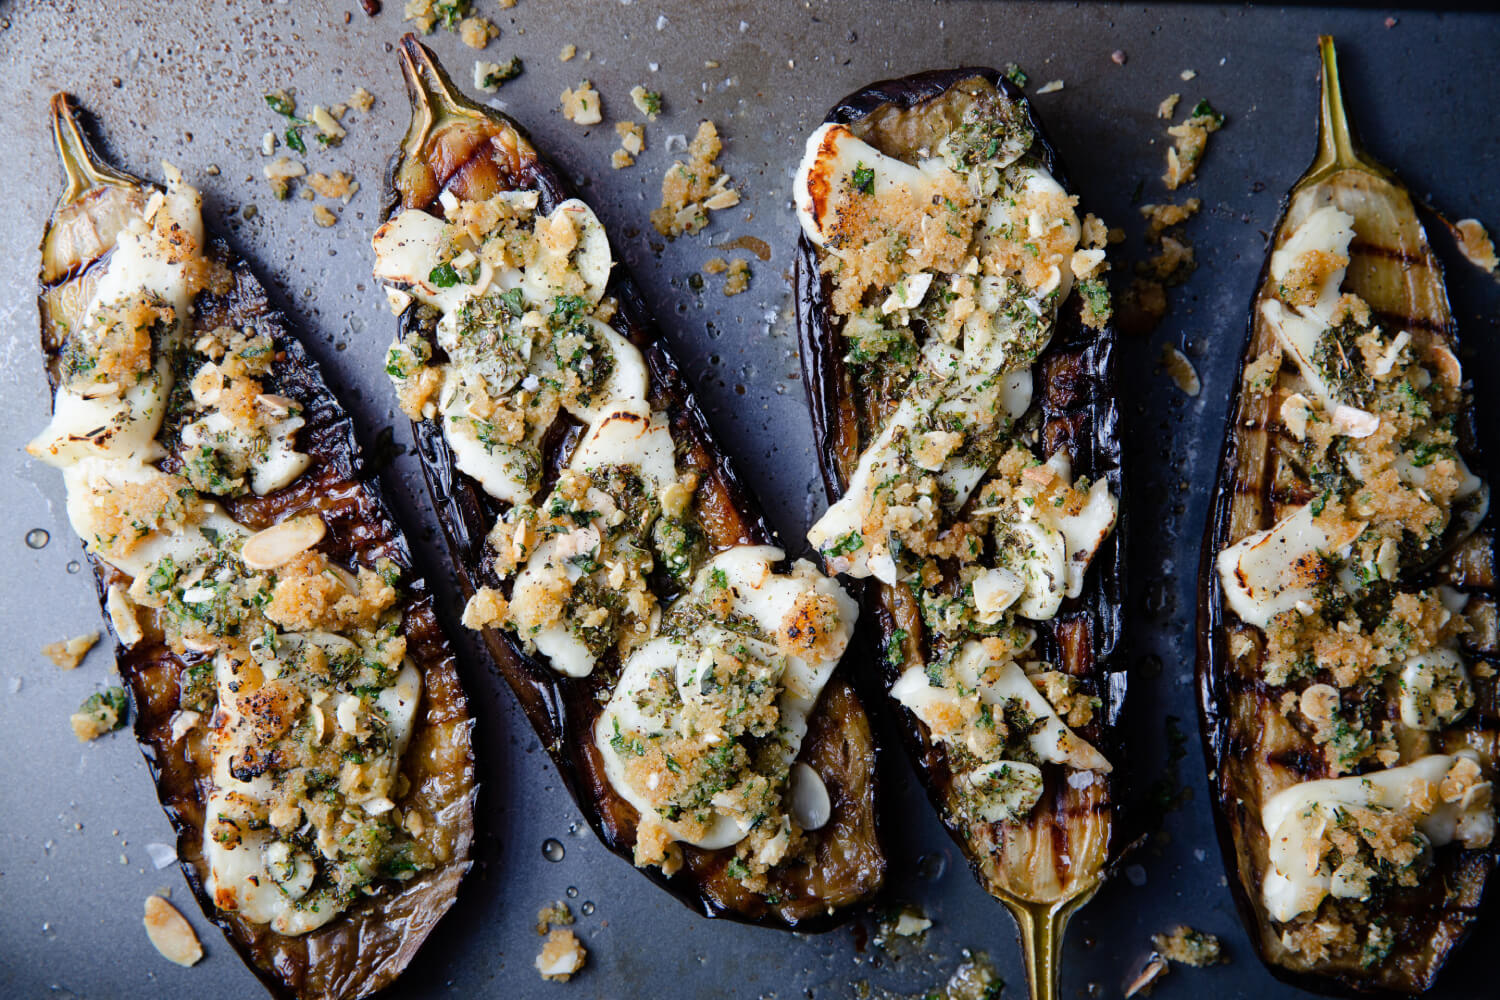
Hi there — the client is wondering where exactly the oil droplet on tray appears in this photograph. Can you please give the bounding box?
[66,561,81,574]
[581,901,595,916]
[566,885,578,898]
[541,839,565,862]
[25,528,50,549]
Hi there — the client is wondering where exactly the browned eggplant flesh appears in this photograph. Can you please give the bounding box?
[1198,38,1498,995]
[29,95,476,1000]
[792,70,1127,913]
[368,36,884,929]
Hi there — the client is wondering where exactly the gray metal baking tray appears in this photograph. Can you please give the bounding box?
[2,1,1498,997]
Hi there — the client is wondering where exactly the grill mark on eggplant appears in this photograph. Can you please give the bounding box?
[380,37,884,930]
[37,95,477,1000]
[1196,39,1498,995]
[794,69,1127,993]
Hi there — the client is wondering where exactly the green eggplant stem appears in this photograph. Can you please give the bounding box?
[1000,886,1097,1000]
[48,92,136,209]
[1302,36,1392,190]
[397,33,489,165]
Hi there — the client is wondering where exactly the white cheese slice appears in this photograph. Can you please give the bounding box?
[1261,751,1495,922]
[1215,502,1361,629]
[29,168,202,469]
[61,458,245,579]
[594,547,857,850]
[1269,205,1355,322]
[1398,647,1472,730]
[521,198,613,307]
[793,123,947,249]
[892,640,1110,773]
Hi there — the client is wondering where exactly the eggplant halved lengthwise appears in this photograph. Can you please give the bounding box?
[793,70,1126,997]
[29,96,476,1000]
[369,35,884,929]
[1198,37,1498,995]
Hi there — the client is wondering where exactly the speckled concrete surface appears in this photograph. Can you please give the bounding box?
[2,2,1498,998]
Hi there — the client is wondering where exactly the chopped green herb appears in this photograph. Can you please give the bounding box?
[1004,63,1029,88]
[852,161,875,195]
[428,263,461,288]
[1190,99,1225,127]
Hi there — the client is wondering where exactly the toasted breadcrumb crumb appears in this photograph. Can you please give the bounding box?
[535,900,574,934]
[703,257,728,275]
[307,170,359,203]
[1157,93,1181,119]
[459,16,497,49]
[630,85,663,120]
[312,204,338,228]
[461,586,509,629]
[723,258,751,296]
[1163,102,1223,190]
[43,632,99,670]
[535,928,586,982]
[559,43,576,62]
[1152,925,1224,967]
[1140,199,1201,240]
[651,121,737,237]
[348,87,375,114]
[560,81,602,125]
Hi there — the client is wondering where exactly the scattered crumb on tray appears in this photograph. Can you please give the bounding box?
[1164,99,1224,190]
[71,687,127,742]
[630,85,663,120]
[1157,93,1181,120]
[43,632,99,670]
[312,204,338,228]
[458,15,497,50]
[535,928,586,982]
[560,81,603,125]
[1162,343,1201,396]
[651,121,738,238]
[535,900,575,935]
[1126,925,1226,997]
[1035,79,1064,94]
[723,258,751,296]
[560,43,576,62]
[475,57,522,92]
[1152,925,1224,967]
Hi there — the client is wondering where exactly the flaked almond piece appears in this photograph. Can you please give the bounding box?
[242,514,326,570]
[143,895,203,967]
[1162,343,1201,396]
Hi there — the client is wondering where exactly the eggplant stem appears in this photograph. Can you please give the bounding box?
[1303,36,1390,188]
[49,93,137,208]
[397,33,489,166]
[999,886,1096,1000]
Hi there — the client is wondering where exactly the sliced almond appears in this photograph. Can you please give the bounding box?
[106,584,143,648]
[241,514,326,571]
[255,393,299,417]
[143,895,203,967]
[788,762,832,831]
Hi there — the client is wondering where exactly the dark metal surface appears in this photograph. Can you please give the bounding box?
[2,2,1498,998]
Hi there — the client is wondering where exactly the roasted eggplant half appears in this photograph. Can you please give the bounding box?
[792,70,1126,995]
[368,36,884,929]
[1198,38,1497,994]
[29,96,476,1000]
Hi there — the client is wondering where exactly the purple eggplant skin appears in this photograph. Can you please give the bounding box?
[380,36,886,931]
[38,95,477,1000]
[1195,40,1498,997]
[794,69,1128,905]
